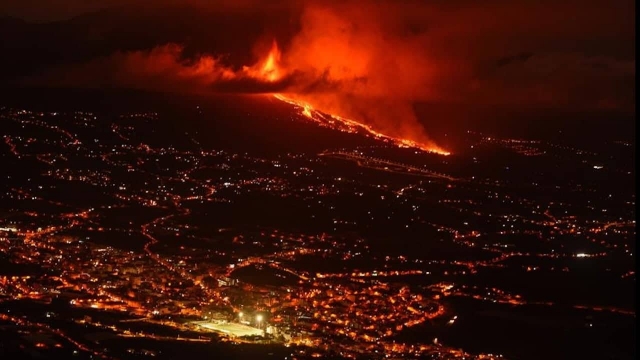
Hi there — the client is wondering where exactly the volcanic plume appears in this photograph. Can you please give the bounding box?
[270,3,448,153]
[239,3,452,154]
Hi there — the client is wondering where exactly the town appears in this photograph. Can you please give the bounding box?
[0,101,635,360]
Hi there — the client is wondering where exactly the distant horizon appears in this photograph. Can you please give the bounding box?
[3,84,635,118]
[1,85,634,156]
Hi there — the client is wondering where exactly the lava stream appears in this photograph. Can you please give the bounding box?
[272,94,450,156]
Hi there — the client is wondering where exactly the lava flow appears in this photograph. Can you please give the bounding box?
[250,42,450,156]
[273,94,450,155]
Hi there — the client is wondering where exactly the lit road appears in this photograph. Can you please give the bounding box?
[319,150,457,181]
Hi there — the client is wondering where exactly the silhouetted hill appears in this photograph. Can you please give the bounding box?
[0,86,382,156]
[0,15,27,26]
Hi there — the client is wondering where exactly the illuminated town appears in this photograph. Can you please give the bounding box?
[0,94,634,359]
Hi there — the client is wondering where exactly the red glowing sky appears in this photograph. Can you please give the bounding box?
[5,0,635,151]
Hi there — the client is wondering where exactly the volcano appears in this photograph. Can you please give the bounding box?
[2,4,453,155]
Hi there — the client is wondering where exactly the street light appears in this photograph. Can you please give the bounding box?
[256,314,263,328]
[238,312,243,319]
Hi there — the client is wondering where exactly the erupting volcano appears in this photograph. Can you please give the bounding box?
[243,41,450,156]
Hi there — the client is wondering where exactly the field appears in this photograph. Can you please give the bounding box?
[192,321,263,337]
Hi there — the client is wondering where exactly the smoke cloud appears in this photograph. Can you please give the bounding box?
[274,1,455,148]
[23,43,293,94]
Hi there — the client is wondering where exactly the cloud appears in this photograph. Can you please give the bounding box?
[467,52,635,110]
[0,0,297,22]
[495,53,535,68]
[22,44,225,91]
[22,43,297,95]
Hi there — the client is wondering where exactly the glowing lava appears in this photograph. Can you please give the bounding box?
[273,94,450,156]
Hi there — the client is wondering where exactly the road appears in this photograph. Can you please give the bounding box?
[319,150,457,181]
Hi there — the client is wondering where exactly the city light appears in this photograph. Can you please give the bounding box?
[0,89,634,359]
